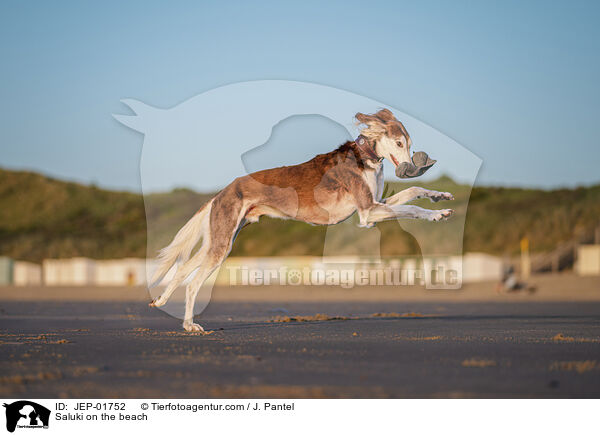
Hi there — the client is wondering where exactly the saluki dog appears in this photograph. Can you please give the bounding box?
[149,109,454,331]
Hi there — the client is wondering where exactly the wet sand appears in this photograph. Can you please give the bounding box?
[1,273,599,398]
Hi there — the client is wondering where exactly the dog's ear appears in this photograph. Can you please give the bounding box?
[355,112,383,126]
[374,108,396,123]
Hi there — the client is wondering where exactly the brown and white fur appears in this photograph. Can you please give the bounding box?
[149,109,454,332]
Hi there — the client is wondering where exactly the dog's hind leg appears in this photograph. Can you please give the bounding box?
[182,190,246,332]
[182,220,247,332]
[181,256,220,332]
[149,201,214,307]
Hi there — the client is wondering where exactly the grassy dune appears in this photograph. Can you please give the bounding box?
[1,168,598,261]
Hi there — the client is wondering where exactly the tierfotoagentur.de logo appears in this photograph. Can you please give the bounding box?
[3,401,50,433]
[114,80,481,327]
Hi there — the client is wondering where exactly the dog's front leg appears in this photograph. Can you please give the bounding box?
[364,203,453,225]
[384,186,454,206]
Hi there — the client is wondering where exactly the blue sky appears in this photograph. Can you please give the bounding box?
[1,0,599,191]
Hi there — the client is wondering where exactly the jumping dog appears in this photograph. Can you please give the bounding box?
[149,109,454,331]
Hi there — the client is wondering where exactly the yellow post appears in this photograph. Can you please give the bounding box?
[520,237,531,279]
[127,270,135,286]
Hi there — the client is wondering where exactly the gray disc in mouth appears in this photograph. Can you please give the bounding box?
[412,151,431,167]
[395,151,436,178]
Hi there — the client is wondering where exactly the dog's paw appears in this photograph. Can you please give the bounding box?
[149,296,167,307]
[183,321,205,332]
[429,209,454,221]
[429,191,454,202]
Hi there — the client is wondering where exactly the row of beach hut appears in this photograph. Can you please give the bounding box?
[0,257,146,286]
[0,253,508,287]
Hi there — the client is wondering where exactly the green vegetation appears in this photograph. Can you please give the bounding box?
[0,169,143,261]
[1,168,598,262]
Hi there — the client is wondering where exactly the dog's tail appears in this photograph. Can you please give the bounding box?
[149,199,213,288]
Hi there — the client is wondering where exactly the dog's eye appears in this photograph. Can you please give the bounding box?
[396,141,403,148]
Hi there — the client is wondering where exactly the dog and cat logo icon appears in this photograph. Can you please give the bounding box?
[3,401,50,432]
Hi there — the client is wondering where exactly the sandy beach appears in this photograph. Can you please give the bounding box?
[1,273,599,398]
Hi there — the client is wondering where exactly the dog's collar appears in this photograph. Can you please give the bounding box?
[355,135,382,162]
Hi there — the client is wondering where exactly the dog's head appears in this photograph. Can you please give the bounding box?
[356,109,436,178]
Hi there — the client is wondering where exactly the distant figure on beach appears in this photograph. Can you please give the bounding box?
[496,265,536,294]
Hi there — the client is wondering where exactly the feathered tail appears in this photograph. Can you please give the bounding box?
[149,199,213,287]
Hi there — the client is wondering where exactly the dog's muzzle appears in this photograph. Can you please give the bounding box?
[395,151,436,178]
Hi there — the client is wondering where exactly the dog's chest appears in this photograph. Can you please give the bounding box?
[362,165,384,202]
